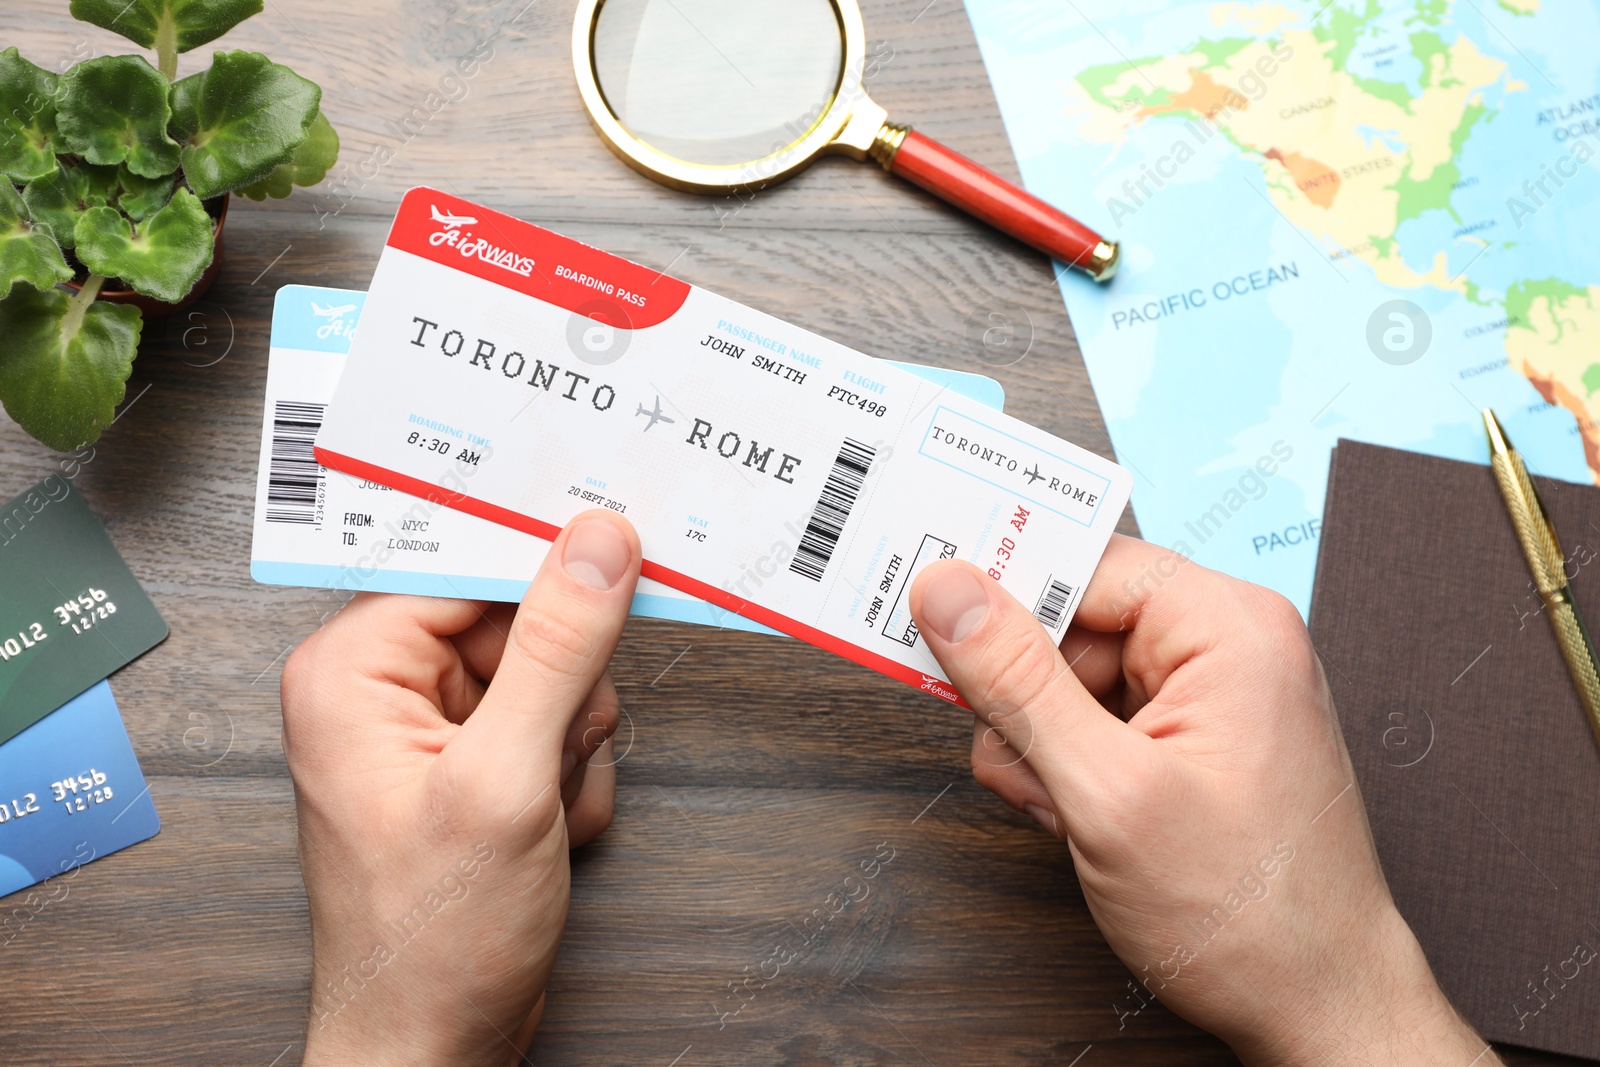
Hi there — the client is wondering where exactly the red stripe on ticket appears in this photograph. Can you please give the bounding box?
[314,446,970,707]
[386,187,690,329]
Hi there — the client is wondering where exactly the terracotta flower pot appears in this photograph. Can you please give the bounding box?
[66,194,230,320]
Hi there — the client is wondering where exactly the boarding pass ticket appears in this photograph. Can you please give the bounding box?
[251,284,1005,636]
[315,188,1132,703]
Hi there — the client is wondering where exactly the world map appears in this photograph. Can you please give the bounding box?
[964,0,1600,613]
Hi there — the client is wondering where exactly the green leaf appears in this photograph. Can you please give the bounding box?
[56,55,182,178]
[0,285,141,450]
[74,186,213,302]
[114,166,178,220]
[0,181,72,296]
[169,51,320,199]
[21,160,119,248]
[237,109,338,200]
[0,48,60,182]
[70,0,264,54]
[31,162,178,231]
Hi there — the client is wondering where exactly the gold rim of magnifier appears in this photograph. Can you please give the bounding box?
[572,0,870,194]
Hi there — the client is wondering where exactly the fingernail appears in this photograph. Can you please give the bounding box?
[921,566,989,643]
[560,750,577,782]
[1024,803,1060,838]
[563,518,630,590]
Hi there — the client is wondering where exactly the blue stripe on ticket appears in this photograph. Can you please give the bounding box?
[250,560,762,631]
[271,286,366,354]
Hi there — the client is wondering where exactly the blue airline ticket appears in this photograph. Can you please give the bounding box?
[251,284,1005,635]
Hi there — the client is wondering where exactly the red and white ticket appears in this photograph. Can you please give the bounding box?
[315,188,1131,704]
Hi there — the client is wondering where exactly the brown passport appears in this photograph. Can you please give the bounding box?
[1309,439,1600,1061]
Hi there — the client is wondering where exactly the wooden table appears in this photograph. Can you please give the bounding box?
[0,2,1578,1064]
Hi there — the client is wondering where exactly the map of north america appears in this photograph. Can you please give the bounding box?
[965,0,1600,611]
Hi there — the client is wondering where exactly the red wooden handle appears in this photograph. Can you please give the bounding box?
[888,130,1117,280]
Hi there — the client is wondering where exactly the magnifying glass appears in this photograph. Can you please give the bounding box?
[572,0,1119,282]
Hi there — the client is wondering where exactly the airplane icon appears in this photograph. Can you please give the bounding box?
[635,396,675,431]
[310,302,357,319]
[1022,463,1045,485]
[430,205,478,230]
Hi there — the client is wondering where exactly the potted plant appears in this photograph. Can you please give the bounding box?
[0,0,339,450]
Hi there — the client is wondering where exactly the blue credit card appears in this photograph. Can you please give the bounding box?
[0,680,160,901]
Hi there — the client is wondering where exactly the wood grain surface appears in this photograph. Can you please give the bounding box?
[0,2,1581,1065]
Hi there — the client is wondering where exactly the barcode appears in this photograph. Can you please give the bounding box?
[265,400,326,525]
[1033,577,1073,630]
[789,437,877,582]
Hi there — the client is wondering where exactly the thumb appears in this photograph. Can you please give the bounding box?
[451,511,640,790]
[910,560,1139,818]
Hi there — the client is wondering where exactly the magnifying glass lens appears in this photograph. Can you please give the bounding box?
[592,0,843,166]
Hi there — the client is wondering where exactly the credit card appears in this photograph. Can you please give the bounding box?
[251,284,1006,635]
[0,477,169,746]
[0,680,160,901]
[315,188,1131,703]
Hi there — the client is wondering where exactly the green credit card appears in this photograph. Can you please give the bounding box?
[0,476,168,744]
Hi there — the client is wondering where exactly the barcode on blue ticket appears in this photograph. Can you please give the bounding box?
[266,400,326,526]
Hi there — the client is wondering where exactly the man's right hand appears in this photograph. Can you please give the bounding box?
[910,534,1497,1066]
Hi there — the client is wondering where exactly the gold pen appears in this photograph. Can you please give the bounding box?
[1483,408,1600,750]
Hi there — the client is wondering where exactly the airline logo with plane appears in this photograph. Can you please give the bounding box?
[425,203,535,278]
[311,300,358,340]
[430,205,477,229]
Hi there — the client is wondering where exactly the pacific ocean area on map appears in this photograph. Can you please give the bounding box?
[965,0,1600,614]
[1075,150,1333,608]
